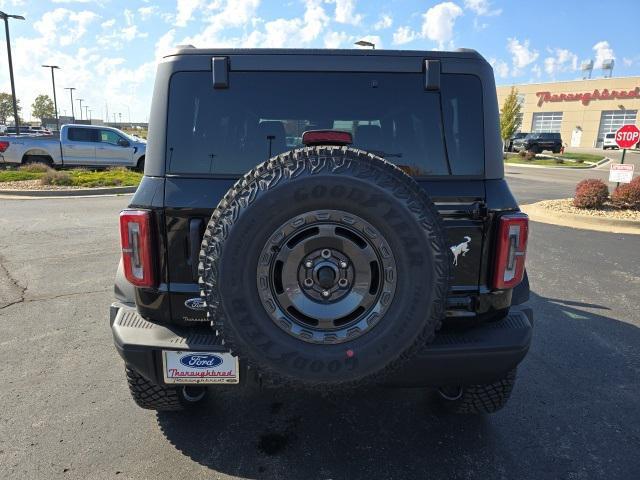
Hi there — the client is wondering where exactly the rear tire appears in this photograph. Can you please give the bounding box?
[125,367,207,411]
[437,369,517,414]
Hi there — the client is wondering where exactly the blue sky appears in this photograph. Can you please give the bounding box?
[0,0,637,122]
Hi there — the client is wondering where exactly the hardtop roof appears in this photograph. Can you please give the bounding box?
[164,47,484,61]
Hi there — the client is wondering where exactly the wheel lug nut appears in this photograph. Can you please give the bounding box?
[322,290,330,297]
[321,249,331,259]
[338,278,348,288]
[305,261,313,268]
[303,278,313,287]
[339,261,347,268]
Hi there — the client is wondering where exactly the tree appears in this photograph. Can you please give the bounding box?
[0,92,22,124]
[500,87,522,141]
[32,94,55,121]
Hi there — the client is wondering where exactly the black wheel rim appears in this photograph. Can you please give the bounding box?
[257,210,397,344]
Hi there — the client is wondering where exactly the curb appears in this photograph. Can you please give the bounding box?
[505,157,610,170]
[521,202,640,235]
[0,186,137,197]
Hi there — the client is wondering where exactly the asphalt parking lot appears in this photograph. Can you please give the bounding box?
[1,171,639,479]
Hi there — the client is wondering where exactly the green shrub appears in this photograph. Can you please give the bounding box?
[573,179,609,209]
[518,150,526,158]
[611,177,640,209]
[41,170,73,186]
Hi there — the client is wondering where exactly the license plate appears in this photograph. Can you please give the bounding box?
[162,350,239,384]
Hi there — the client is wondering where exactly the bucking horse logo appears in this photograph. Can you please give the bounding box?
[450,236,471,266]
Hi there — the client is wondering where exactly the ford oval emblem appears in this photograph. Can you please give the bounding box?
[185,297,206,311]
[179,354,223,369]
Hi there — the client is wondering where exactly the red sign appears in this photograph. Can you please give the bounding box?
[536,87,640,107]
[615,125,640,149]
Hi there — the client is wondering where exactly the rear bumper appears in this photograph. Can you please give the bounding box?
[110,303,533,387]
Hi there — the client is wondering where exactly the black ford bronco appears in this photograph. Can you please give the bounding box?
[110,48,532,415]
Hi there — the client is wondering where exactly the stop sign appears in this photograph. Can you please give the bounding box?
[615,124,640,149]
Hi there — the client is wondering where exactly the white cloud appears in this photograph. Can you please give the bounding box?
[421,2,463,49]
[543,48,578,76]
[51,0,95,3]
[183,0,332,49]
[329,0,362,26]
[97,9,147,48]
[623,57,633,67]
[33,9,98,47]
[301,0,329,42]
[592,40,615,69]
[155,29,176,60]
[464,0,501,16]
[489,58,509,78]
[507,37,539,74]
[138,6,158,20]
[324,31,348,48]
[175,0,204,27]
[531,64,542,79]
[392,26,417,45]
[473,17,488,30]
[373,14,392,30]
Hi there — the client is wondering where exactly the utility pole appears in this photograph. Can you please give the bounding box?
[77,98,84,121]
[1,10,25,135]
[64,87,76,121]
[42,65,60,131]
[88,109,92,121]
[84,105,89,123]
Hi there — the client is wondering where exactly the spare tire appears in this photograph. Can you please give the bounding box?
[199,146,450,388]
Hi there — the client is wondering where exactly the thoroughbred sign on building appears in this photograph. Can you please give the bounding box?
[496,76,640,148]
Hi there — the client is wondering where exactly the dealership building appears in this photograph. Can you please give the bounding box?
[496,76,640,148]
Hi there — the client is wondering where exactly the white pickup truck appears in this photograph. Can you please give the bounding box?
[0,124,146,170]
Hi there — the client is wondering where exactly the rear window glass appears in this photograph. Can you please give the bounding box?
[68,127,98,142]
[166,71,484,176]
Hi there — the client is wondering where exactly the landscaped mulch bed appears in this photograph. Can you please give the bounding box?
[536,198,640,221]
[0,180,81,190]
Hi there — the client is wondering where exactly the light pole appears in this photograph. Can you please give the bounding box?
[64,87,75,121]
[87,109,92,121]
[118,112,122,128]
[84,105,89,123]
[1,10,25,135]
[355,40,375,49]
[42,65,60,131]
[76,98,84,120]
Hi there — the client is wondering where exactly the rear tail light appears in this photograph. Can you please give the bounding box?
[119,209,155,287]
[492,213,528,290]
[0,141,9,153]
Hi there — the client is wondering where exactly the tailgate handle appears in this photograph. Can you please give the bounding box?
[188,218,204,280]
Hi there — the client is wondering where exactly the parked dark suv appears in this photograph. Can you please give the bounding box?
[110,48,532,415]
[505,132,528,152]
[513,132,562,154]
